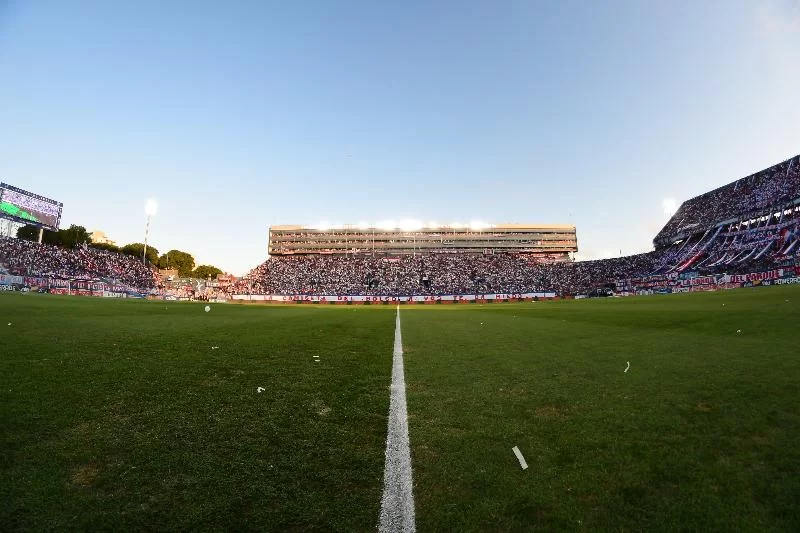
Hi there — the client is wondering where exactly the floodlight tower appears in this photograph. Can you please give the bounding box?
[143,199,158,265]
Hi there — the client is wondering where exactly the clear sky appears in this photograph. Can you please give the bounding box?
[1,0,798,274]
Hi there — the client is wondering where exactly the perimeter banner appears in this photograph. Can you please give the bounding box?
[0,274,23,285]
[232,292,556,303]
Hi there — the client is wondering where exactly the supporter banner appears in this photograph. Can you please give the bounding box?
[24,276,46,288]
[232,292,555,303]
[0,274,23,285]
[102,291,127,298]
[631,267,792,291]
[726,269,784,284]
[774,277,800,285]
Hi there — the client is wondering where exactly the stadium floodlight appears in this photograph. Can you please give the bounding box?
[399,219,422,231]
[143,198,158,265]
[662,197,677,216]
[469,220,488,231]
[145,198,158,216]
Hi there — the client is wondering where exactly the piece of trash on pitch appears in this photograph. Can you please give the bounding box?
[256,386,265,393]
[211,346,219,350]
[512,446,528,470]
[7,323,10,326]
[624,361,630,373]
[737,329,742,334]
[204,305,210,312]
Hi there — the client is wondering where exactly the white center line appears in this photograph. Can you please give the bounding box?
[379,306,416,532]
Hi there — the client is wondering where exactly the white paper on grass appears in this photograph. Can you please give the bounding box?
[512,446,528,470]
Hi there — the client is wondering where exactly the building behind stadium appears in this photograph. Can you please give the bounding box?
[268,223,578,260]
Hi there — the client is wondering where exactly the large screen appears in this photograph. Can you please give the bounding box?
[0,183,63,231]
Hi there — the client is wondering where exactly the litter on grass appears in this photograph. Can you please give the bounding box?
[211,346,219,350]
[256,386,265,393]
[624,361,630,373]
[512,446,528,470]
[204,305,210,312]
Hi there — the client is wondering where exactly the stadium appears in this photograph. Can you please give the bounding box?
[3,2,800,530]
[2,152,799,530]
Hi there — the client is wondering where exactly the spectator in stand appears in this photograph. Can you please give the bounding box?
[231,251,666,297]
[0,237,158,290]
[655,155,800,244]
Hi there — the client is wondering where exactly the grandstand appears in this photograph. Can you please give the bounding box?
[268,223,577,257]
[651,154,800,276]
[235,154,800,298]
[2,155,798,299]
[655,155,800,247]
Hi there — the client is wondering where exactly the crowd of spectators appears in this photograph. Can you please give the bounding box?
[235,215,799,296]
[653,207,800,275]
[655,154,800,244]
[0,237,158,289]
[232,251,667,297]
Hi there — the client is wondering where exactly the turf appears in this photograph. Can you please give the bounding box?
[1,297,394,531]
[2,287,800,531]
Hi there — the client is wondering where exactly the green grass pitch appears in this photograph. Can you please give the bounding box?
[2,287,799,531]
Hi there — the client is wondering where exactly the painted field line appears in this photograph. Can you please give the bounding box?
[379,306,416,532]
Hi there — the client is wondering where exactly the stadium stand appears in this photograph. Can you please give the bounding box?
[654,155,800,246]
[2,154,797,298]
[234,154,799,297]
[232,252,667,297]
[0,237,158,289]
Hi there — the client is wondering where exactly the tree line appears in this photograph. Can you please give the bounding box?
[16,224,223,279]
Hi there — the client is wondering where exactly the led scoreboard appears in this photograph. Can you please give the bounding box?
[0,183,63,231]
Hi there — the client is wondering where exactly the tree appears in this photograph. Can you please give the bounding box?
[192,265,223,280]
[16,224,86,247]
[17,224,59,243]
[57,225,90,248]
[158,250,195,277]
[89,242,121,253]
[16,225,40,241]
[121,243,159,265]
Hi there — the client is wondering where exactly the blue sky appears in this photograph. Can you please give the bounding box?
[1,0,798,274]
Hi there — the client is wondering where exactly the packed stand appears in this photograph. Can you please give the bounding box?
[232,252,667,297]
[655,155,800,244]
[0,237,158,289]
[652,204,800,275]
